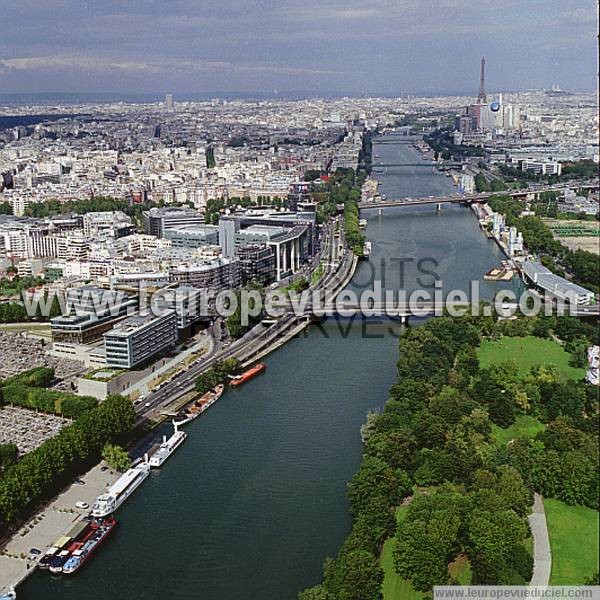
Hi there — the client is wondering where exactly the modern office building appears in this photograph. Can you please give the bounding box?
[142,207,205,238]
[236,244,276,285]
[104,310,177,369]
[50,286,137,344]
[164,223,219,248]
[521,261,595,305]
[82,211,135,238]
[520,160,562,176]
[156,286,209,328]
[219,216,239,258]
[168,256,242,292]
[218,211,316,280]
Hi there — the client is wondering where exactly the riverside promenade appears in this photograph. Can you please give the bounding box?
[1,224,357,595]
[0,464,119,595]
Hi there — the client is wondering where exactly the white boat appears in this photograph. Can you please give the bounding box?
[91,460,150,518]
[0,588,16,600]
[149,425,187,468]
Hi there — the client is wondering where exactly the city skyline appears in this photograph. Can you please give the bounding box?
[0,0,597,96]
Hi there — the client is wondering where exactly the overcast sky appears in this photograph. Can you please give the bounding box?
[0,0,597,96]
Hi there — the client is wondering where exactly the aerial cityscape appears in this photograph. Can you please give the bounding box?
[0,2,598,600]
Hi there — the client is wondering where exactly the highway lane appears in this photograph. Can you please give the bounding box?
[136,220,354,421]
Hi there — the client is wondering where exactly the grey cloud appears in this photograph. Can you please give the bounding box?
[0,0,596,94]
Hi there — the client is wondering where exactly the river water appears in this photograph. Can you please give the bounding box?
[20,134,511,600]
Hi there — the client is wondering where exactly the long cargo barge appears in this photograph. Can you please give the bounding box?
[61,517,117,575]
[230,363,266,387]
[47,517,116,574]
[172,384,224,427]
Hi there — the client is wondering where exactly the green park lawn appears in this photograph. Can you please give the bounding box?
[380,504,471,599]
[492,414,546,447]
[381,506,427,600]
[478,336,586,381]
[544,498,599,584]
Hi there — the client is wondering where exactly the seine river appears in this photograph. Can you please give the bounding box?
[21,134,512,600]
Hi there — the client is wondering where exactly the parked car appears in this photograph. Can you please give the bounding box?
[74,478,85,485]
[75,501,89,510]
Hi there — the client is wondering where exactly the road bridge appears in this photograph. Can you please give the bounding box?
[276,300,600,319]
[360,181,599,210]
[372,162,461,168]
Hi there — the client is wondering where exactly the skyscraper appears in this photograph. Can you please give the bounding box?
[477,57,486,103]
[165,94,174,110]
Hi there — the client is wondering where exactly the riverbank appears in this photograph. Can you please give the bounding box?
[19,134,523,600]
[0,463,119,595]
[3,245,359,596]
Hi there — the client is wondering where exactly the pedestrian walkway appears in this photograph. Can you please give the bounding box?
[529,493,552,586]
[0,463,119,594]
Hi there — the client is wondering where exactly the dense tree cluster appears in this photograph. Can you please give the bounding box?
[0,274,45,297]
[24,195,131,218]
[101,443,131,472]
[0,444,18,473]
[225,282,266,339]
[0,394,136,528]
[22,196,164,229]
[194,359,240,395]
[300,313,598,598]
[0,291,62,323]
[474,174,507,193]
[423,130,485,158]
[488,195,599,292]
[0,367,97,419]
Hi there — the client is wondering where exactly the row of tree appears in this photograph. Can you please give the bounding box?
[300,312,598,598]
[344,199,365,256]
[0,394,136,527]
[313,168,366,256]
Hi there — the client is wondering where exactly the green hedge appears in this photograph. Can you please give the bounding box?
[1,368,97,419]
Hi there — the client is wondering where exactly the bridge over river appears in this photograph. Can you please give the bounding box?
[372,162,462,168]
[360,180,600,209]
[268,299,600,319]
